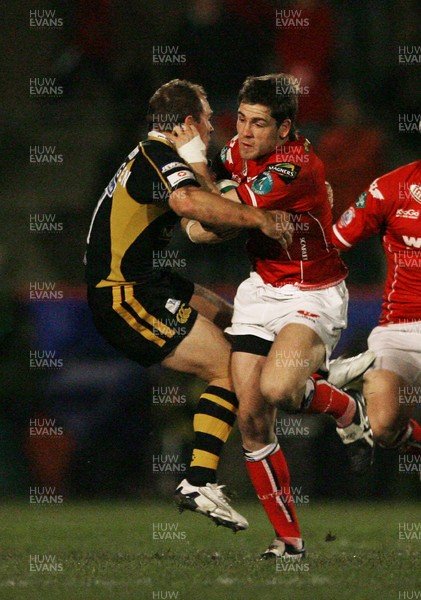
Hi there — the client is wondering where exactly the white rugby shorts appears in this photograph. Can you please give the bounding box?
[368,322,421,385]
[226,272,348,364]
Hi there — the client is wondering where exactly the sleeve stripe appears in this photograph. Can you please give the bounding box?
[332,224,352,248]
[244,185,258,207]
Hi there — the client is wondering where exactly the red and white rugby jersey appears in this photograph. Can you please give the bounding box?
[214,135,347,289]
[333,160,421,324]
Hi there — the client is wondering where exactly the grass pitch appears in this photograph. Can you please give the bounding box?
[0,500,419,600]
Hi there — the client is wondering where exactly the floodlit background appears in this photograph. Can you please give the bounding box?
[1,0,420,502]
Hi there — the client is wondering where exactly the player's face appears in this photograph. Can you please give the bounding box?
[193,97,214,149]
[237,103,289,160]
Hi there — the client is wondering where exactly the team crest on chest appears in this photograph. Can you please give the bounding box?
[409,184,421,204]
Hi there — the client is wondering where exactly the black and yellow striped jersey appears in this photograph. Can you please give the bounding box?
[84,132,200,287]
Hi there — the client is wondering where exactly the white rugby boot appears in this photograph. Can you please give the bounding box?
[174,479,248,532]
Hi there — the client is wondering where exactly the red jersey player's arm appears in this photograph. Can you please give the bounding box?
[332,189,386,251]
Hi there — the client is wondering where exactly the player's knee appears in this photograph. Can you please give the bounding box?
[370,415,402,448]
[260,380,301,412]
[203,363,230,382]
[199,352,231,382]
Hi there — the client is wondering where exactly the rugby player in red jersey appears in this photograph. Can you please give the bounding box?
[173,74,374,559]
[333,161,421,462]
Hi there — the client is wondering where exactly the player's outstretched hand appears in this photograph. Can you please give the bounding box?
[260,210,293,249]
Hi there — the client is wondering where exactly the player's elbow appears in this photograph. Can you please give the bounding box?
[169,187,196,217]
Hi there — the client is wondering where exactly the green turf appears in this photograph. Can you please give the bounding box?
[0,500,419,600]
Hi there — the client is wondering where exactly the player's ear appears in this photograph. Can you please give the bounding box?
[184,115,195,126]
[278,119,291,141]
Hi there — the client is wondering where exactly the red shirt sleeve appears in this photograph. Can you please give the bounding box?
[332,181,387,250]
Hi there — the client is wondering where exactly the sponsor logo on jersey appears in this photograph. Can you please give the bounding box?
[159,226,174,241]
[339,206,355,227]
[165,298,181,314]
[369,178,384,199]
[106,162,127,196]
[355,192,367,208]
[162,161,187,173]
[167,170,196,188]
[409,184,421,204]
[128,146,140,160]
[299,237,308,261]
[251,172,274,195]
[267,162,301,180]
[176,303,192,324]
[402,235,421,248]
[395,208,420,219]
[117,166,131,188]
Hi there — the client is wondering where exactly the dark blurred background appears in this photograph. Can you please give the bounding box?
[1,0,419,501]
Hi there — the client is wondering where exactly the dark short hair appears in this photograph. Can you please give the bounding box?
[238,74,299,138]
[147,79,206,131]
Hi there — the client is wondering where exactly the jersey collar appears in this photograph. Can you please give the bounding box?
[147,130,175,148]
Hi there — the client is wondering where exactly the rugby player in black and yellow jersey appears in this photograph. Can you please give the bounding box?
[84,80,291,531]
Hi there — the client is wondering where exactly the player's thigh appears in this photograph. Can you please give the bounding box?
[189,283,233,331]
[364,369,413,441]
[162,313,231,382]
[261,323,325,406]
[87,282,198,368]
[231,351,276,442]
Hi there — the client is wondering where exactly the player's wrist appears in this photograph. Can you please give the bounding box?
[256,209,269,230]
[177,135,207,164]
